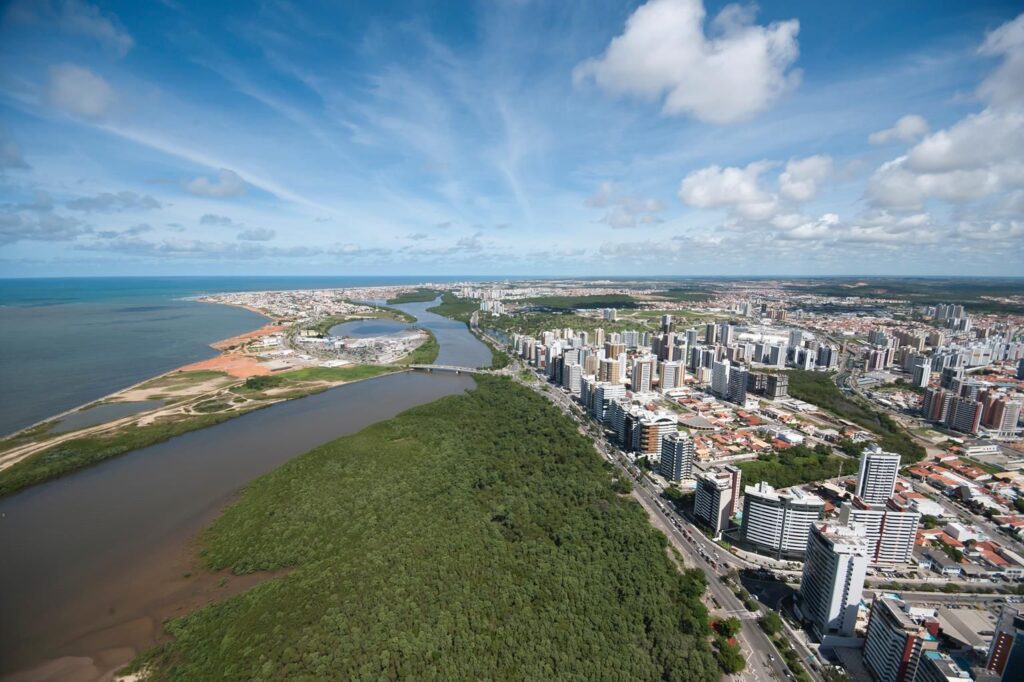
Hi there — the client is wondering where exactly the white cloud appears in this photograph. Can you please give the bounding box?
[585,181,664,228]
[573,0,800,124]
[47,63,116,119]
[868,114,929,145]
[867,13,1024,210]
[185,169,247,197]
[778,154,832,202]
[6,0,134,56]
[66,191,161,212]
[0,132,30,170]
[200,213,234,226]
[237,227,275,241]
[977,13,1024,109]
[678,161,778,219]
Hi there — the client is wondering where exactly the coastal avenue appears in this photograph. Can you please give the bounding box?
[516,363,824,682]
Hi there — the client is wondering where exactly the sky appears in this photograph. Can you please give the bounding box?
[0,0,1022,277]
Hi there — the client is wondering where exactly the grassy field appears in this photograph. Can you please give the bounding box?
[521,294,638,310]
[648,287,714,303]
[426,292,479,324]
[786,370,926,464]
[127,377,717,681]
[387,288,442,304]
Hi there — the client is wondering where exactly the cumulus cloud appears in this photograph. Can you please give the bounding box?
[66,191,161,212]
[406,232,429,240]
[778,155,832,202]
[47,63,116,119]
[6,0,134,56]
[586,181,664,228]
[0,212,89,245]
[200,213,234,226]
[868,115,929,145]
[237,227,275,241]
[0,132,30,170]
[868,13,1024,209]
[185,169,246,197]
[573,0,800,123]
[678,161,779,219]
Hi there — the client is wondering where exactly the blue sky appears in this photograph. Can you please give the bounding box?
[0,0,1022,276]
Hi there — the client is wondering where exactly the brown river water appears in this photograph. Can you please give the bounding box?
[0,299,489,680]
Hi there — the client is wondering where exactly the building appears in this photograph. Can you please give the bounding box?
[766,373,789,399]
[635,413,677,457]
[727,365,748,404]
[916,652,970,682]
[631,356,655,393]
[592,382,626,422]
[840,498,920,565]
[694,466,742,537]
[711,359,731,398]
[922,387,954,423]
[947,396,984,435]
[561,362,582,395]
[856,447,901,504]
[799,523,869,638]
[660,431,695,482]
[911,358,932,389]
[598,356,621,384]
[659,360,684,392]
[986,606,1024,681]
[741,482,825,558]
[863,596,938,682]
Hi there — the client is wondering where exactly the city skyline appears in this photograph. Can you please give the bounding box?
[2,0,1023,277]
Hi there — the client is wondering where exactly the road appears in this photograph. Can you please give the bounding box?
[516,364,824,682]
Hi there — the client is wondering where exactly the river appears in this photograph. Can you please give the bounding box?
[0,298,490,680]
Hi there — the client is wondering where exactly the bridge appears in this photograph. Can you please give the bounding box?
[409,364,493,375]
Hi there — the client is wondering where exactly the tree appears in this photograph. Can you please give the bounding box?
[716,617,742,638]
[714,637,746,675]
[759,611,783,636]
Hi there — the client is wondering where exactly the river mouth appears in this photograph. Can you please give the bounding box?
[0,297,491,680]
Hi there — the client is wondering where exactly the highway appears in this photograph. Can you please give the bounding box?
[518,365,825,682]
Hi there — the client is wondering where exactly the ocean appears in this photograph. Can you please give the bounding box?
[0,276,494,436]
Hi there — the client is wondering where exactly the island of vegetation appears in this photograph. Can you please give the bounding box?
[126,377,718,681]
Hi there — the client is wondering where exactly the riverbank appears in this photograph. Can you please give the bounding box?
[123,377,718,681]
[0,300,440,497]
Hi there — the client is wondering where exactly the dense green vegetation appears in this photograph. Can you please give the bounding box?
[651,287,714,303]
[272,364,396,384]
[521,293,638,310]
[130,378,717,681]
[759,611,783,635]
[782,277,1024,315]
[242,375,285,391]
[396,331,440,365]
[0,410,248,497]
[738,444,849,489]
[427,292,479,324]
[488,311,641,337]
[786,370,926,464]
[387,288,443,304]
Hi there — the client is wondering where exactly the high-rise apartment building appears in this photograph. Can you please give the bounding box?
[947,396,984,435]
[840,498,920,565]
[741,483,825,558]
[592,382,626,422]
[660,431,695,482]
[711,359,731,398]
[631,356,655,393]
[799,523,869,638]
[856,447,901,504]
[986,606,1024,681]
[727,365,748,404]
[916,652,971,682]
[863,596,938,682]
[911,358,932,389]
[635,413,677,457]
[694,466,742,537]
[659,360,684,392]
[922,387,954,423]
[598,356,621,384]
